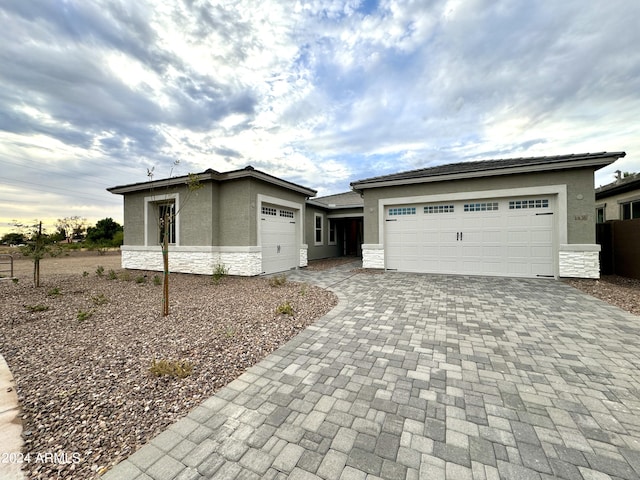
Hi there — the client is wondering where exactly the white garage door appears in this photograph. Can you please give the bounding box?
[385,196,554,277]
[261,205,298,274]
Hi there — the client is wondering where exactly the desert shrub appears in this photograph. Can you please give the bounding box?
[77,309,93,322]
[269,274,287,287]
[95,265,104,277]
[149,359,194,378]
[152,275,161,286]
[107,269,117,280]
[47,287,61,296]
[25,304,49,312]
[135,275,146,284]
[276,301,294,316]
[212,264,228,285]
[91,294,109,306]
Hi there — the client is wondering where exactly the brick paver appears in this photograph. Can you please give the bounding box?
[102,263,640,479]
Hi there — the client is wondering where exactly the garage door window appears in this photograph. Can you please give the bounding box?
[509,199,549,209]
[280,210,294,218]
[464,202,498,212]
[262,206,277,216]
[424,205,454,214]
[389,207,416,215]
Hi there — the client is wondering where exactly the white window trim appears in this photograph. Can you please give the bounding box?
[144,193,180,247]
[314,213,324,246]
[328,219,337,246]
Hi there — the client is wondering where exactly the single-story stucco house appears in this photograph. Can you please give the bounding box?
[350,151,626,279]
[595,171,640,222]
[108,151,625,279]
[108,166,318,276]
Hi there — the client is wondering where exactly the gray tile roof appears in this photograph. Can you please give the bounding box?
[311,191,363,208]
[596,172,640,199]
[351,151,626,189]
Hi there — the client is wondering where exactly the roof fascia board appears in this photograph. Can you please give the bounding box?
[108,170,315,197]
[220,170,316,196]
[107,171,215,194]
[352,156,620,190]
[306,200,363,209]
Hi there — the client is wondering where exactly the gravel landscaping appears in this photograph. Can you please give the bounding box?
[0,252,337,480]
[564,275,640,316]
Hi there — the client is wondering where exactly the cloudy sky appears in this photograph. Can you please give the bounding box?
[1,0,639,235]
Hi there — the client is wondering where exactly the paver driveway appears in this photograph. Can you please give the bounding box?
[103,263,640,480]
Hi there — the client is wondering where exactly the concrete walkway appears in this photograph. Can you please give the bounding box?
[0,353,25,480]
[103,263,640,480]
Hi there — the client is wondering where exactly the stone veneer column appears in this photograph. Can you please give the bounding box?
[361,244,385,269]
[559,244,601,279]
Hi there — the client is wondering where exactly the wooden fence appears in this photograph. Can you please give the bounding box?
[597,218,640,279]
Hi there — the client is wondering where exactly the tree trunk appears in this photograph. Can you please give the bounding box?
[162,213,170,316]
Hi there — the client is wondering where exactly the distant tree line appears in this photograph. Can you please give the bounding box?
[1,217,123,248]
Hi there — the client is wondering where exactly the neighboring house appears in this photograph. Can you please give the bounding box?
[107,166,316,276]
[350,151,626,279]
[305,191,364,260]
[595,171,640,222]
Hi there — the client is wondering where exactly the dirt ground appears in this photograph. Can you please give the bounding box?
[3,249,121,278]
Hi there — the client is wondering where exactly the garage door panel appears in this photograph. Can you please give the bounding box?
[385,196,554,277]
[261,206,298,274]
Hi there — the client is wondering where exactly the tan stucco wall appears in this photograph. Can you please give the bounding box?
[123,191,145,245]
[216,178,310,247]
[361,168,597,245]
[305,205,343,260]
[121,183,215,246]
[598,190,640,221]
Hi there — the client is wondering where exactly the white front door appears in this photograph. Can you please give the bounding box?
[261,205,298,274]
[384,196,555,277]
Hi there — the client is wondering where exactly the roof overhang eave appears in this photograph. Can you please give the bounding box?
[107,170,316,197]
[351,156,622,190]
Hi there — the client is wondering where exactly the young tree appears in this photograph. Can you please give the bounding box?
[13,221,61,287]
[55,216,87,242]
[148,163,203,316]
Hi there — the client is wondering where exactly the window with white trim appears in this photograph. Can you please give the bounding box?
[328,220,337,245]
[280,209,294,218]
[158,202,176,244]
[262,206,277,216]
[596,207,605,223]
[314,213,323,245]
[621,200,640,220]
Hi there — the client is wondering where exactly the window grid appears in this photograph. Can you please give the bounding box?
[389,207,416,216]
[158,202,176,244]
[314,214,323,245]
[262,206,277,216]
[621,200,640,220]
[509,199,549,210]
[424,205,454,214]
[280,210,294,218]
[464,202,499,212]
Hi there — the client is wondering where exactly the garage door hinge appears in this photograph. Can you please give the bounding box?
[386,219,397,222]
[536,212,554,215]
